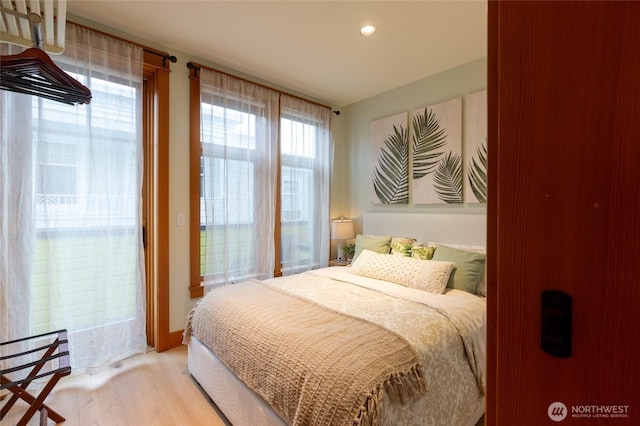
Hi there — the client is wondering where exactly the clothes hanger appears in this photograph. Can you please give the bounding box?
[0,11,91,105]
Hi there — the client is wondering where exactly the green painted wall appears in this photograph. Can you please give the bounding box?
[330,58,487,239]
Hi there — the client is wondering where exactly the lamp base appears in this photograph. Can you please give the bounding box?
[329,258,351,267]
[336,240,346,261]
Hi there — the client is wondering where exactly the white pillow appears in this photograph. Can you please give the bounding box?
[350,248,376,268]
[350,250,454,294]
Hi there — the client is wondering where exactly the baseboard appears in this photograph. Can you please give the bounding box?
[168,330,185,349]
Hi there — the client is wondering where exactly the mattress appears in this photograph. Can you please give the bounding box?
[186,266,486,426]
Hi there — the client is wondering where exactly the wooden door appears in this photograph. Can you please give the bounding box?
[487,1,640,424]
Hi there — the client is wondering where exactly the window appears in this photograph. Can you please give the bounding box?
[280,111,326,272]
[189,66,332,297]
[1,24,149,372]
[199,102,261,278]
[30,70,142,335]
[31,73,140,234]
[201,102,258,228]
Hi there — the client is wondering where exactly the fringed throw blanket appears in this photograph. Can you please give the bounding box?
[185,279,427,426]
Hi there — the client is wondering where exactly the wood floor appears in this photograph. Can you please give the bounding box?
[2,345,485,426]
[1,346,230,426]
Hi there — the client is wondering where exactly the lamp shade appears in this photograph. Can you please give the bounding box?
[331,219,355,240]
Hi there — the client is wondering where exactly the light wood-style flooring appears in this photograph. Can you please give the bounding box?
[2,345,485,426]
[1,346,229,426]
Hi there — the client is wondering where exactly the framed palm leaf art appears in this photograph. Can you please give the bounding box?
[412,97,463,204]
[370,112,409,204]
[464,90,488,203]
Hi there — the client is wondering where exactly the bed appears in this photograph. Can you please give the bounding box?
[185,212,487,426]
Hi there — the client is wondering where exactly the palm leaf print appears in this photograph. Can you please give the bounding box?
[434,151,463,203]
[373,124,409,204]
[412,107,447,179]
[467,139,487,203]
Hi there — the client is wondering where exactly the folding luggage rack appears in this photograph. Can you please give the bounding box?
[1,329,71,426]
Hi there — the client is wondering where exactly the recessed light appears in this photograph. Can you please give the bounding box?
[360,25,377,37]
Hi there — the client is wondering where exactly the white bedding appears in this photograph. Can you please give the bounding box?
[306,267,486,394]
[187,266,486,426]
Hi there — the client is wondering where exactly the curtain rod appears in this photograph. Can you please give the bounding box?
[187,61,340,115]
[68,20,177,69]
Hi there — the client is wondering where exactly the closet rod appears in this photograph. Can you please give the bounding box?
[187,61,340,115]
[0,13,92,105]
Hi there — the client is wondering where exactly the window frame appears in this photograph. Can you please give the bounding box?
[188,64,332,298]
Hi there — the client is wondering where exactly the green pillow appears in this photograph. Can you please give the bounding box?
[431,244,486,293]
[411,244,436,260]
[352,234,392,262]
[390,237,416,257]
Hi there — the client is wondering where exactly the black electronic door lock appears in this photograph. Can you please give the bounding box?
[541,290,572,358]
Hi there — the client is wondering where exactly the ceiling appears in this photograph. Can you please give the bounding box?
[66,1,487,107]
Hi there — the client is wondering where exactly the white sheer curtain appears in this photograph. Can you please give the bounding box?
[280,95,332,274]
[0,23,146,374]
[199,69,279,288]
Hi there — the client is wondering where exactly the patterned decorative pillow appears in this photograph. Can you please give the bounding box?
[411,243,436,260]
[390,237,416,257]
[350,250,454,294]
[352,234,392,262]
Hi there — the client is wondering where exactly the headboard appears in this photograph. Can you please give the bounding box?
[363,212,486,247]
